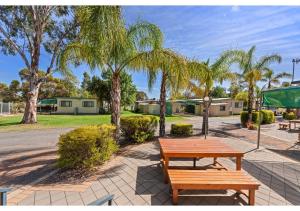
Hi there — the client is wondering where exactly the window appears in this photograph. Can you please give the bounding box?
[60,101,72,107]
[83,101,94,107]
[220,105,226,111]
[235,102,240,108]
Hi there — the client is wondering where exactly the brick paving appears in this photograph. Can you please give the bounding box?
[3,116,300,205]
[7,134,300,206]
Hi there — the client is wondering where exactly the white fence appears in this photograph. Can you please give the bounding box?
[0,102,12,115]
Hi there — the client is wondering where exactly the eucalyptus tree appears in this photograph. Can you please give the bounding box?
[0,6,78,123]
[131,48,188,137]
[189,56,234,134]
[262,68,291,89]
[223,46,282,122]
[59,6,162,137]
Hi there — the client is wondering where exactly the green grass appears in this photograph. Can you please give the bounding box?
[0,111,184,132]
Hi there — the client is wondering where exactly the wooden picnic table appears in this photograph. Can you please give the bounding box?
[159,138,244,183]
[289,119,300,130]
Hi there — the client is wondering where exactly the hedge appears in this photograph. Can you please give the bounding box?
[240,111,260,127]
[283,112,297,120]
[170,124,193,136]
[240,110,275,127]
[120,115,158,143]
[260,110,275,124]
[57,125,118,169]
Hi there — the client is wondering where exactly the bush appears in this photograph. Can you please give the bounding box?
[57,124,118,169]
[170,124,193,136]
[240,111,260,127]
[241,110,275,127]
[120,115,158,143]
[283,112,297,120]
[260,110,275,124]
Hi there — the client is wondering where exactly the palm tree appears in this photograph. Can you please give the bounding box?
[223,46,282,123]
[189,56,234,134]
[131,48,188,137]
[262,68,292,89]
[59,6,162,138]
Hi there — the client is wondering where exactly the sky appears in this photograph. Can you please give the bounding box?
[1,6,300,98]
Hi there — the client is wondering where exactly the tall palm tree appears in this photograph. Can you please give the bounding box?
[262,68,292,89]
[131,48,188,137]
[189,56,234,134]
[223,46,282,123]
[59,6,162,138]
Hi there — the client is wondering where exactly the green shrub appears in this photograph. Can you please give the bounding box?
[120,115,158,143]
[240,111,261,127]
[241,110,275,127]
[260,110,275,124]
[57,124,118,169]
[170,124,193,136]
[283,112,297,120]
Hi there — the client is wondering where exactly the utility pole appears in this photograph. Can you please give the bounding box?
[292,58,300,82]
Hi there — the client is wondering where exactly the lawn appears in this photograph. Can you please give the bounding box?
[0,111,185,132]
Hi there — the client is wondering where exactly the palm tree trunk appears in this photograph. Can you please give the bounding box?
[159,71,167,137]
[111,72,121,139]
[248,81,254,123]
[201,98,211,135]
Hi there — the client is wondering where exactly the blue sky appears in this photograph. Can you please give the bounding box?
[1,6,300,98]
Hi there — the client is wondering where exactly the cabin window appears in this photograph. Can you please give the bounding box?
[60,101,72,107]
[83,101,94,107]
[235,102,240,108]
[220,105,226,111]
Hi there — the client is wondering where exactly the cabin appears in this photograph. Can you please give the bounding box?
[37,97,99,114]
[136,98,243,117]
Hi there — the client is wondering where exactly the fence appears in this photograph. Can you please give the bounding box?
[0,102,13,115]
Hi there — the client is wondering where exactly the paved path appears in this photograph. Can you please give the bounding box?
[2,115,300,205]
[8,135,300,205]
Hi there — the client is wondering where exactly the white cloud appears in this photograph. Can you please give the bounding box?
[231,6,240,12]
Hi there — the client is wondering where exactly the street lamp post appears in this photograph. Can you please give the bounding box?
[292,58,300,82]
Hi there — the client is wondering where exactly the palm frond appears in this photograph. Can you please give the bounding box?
[127,21,163,51]
[255,54,282,70]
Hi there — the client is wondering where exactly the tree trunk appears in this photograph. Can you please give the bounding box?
[201,98,211,135]
[111,72,121,139]
[248,82,254,123]
[21,80,40,124]
[159,71,167,137]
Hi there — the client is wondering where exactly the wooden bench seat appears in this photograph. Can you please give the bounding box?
[168,169,260,205]
[279,122,289,129]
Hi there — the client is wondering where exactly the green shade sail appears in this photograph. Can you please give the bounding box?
[38,98,57,105]
[262,86,300,108]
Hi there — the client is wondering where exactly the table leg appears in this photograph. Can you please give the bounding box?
[248,189,255,205]
[164,157,169,184]
[193,158,196,167]
[213,157,217,165]
[236,156,242,170]
[172,189,178,205]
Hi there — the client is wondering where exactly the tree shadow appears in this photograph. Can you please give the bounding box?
[0,149,57,187]
[242,159,300,205]
[135,163,248,205]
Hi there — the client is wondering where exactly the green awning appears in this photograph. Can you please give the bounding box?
[262,86,300,108]
[38,98,57,105]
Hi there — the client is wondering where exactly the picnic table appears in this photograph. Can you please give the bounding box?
[159,138,244,183]
[289,120,300,130]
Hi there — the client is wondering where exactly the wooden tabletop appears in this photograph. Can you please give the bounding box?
[289,120,300,123]
[159,138,244,158]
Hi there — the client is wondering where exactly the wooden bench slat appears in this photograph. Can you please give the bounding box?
[168,170,260,205]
